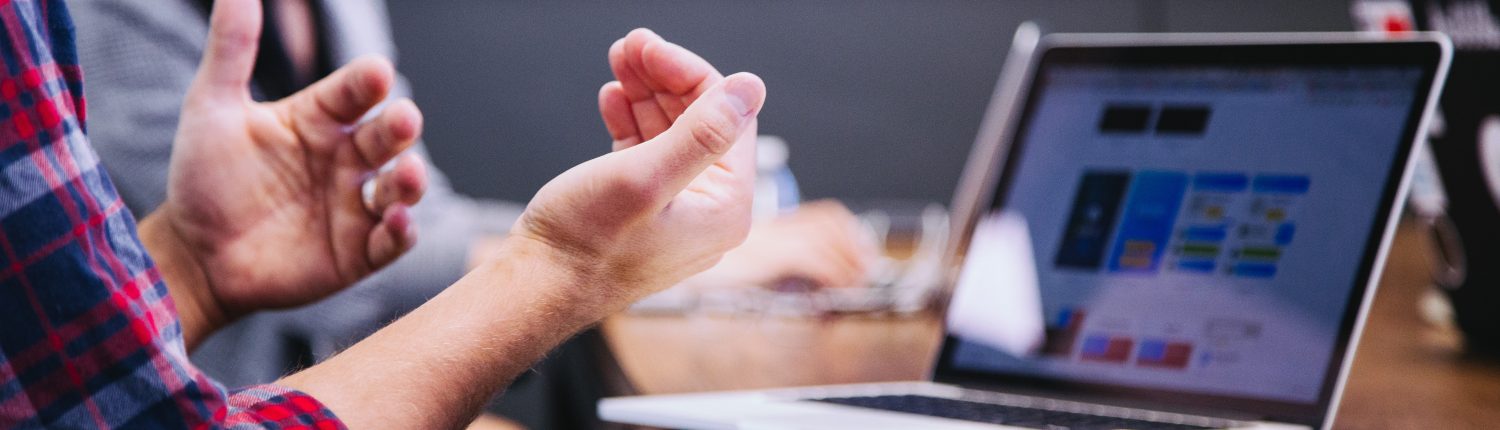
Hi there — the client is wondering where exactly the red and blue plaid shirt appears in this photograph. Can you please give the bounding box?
[0,1,343,428]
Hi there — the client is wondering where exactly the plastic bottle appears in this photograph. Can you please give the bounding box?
[754,135,800,219]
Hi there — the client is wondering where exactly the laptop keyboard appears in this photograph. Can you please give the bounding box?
[812,395,1216,429]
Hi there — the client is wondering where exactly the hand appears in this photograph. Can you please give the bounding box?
[145,0,426,341]
[689,200,876,289]
[596,31,873,289]
[276,30,762,429]
[504,30,766,309]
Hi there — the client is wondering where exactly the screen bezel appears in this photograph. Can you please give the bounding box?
[933,35,1448,427]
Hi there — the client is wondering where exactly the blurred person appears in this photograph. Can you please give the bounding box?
[71,0,871,427]
[1,0,770,427]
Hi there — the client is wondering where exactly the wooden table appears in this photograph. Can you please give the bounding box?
[604,222,1500,428]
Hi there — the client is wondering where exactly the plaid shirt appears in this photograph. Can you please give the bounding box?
[0,1,343,428]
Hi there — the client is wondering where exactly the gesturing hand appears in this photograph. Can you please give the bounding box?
[599,30,876,290]
[506,30,765,308]
[150,0,426,335]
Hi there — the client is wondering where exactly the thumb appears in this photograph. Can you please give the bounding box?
[188,0,262,103]
[624,72,765,201]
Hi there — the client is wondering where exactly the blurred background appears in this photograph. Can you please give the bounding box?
[388,0,1352,204]
[385,4,1500,428]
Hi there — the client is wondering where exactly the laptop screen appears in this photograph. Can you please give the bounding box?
[939,40,1443,424]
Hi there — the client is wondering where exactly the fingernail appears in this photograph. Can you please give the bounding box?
[723,75,763,117]
[389,205,416,239]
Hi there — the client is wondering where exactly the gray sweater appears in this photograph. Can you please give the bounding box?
[70,0,524,386]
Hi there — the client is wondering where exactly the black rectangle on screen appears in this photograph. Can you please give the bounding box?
[1098,104,1152,133]
[1156,105,1211,134]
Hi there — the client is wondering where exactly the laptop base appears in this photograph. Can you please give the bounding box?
[599,382,1304,430]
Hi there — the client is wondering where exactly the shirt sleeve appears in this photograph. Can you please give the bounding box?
[0,1,348,428]
[221,385,344,430]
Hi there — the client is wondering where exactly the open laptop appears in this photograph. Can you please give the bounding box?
[600,30,1451,430]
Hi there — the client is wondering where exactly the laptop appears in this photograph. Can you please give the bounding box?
[600,29,1451,430]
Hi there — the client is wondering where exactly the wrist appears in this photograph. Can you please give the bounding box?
[280,232,623,429]
[469,234,622,329]
[465,235,510,271]
[138,208,229,350]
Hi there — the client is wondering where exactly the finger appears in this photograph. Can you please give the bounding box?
[609,37,653,101]
[824,235,871,287]
[828,215,876,280]
[616,30,676,139]
[804,202,873,275]
[351,98,423,167]
[641,40,722,119]
[622,29,669,94]
[642,40,720,96]
[369,153,428,214]
[298,56,396,125]
[366,204,417,270]
[611,29,724,135]
[631,98,674,141]
[653,93,690,124]
[188,0,261,103]
[599,81,641,151]
[787,222,867,288]
[610,42,672,140]
[722,113,759,190]
[796,244,863,288]
[626,73,765,202]
[814,249,866,288]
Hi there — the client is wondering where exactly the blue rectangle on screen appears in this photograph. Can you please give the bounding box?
[1233,262,1278,278]
[1108,171,1188,273]
[1056,307,1075,327]
[1252,175,1310,194]
[1276,224,1296,245]
[1182,226,1228,242]
[1081,336,1110,355]
[1137,340,1166,361]
[1176,260,1216,273]
[1192,173,1248,192]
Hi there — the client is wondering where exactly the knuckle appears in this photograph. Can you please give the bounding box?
[212,19,259,51]
[688,112,738,155]
[222,31,258,53]
[341,74,370,104]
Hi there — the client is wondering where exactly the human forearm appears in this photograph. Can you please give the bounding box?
[467,235,510,270]
[137,208,224,350]
[276,236,614,429]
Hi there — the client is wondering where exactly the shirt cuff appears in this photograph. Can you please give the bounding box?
[220,384,345,430]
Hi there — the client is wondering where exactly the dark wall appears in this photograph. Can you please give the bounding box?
[388,0,1351,205]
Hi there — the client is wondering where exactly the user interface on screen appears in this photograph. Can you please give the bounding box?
[947,62,1424,404]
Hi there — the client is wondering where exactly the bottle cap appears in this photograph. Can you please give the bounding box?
[757,135,789,170]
